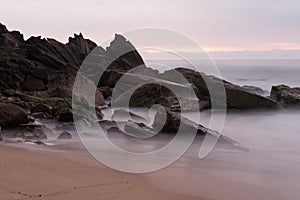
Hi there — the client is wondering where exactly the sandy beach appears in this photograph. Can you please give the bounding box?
[0,144,202,200]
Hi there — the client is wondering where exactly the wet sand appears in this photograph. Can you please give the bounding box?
[0,144,203,200]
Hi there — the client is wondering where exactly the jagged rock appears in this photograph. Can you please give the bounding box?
[0,68,25,91]
[22,75,45,91]
[270,84,300,107]
[105,34,145,71]
[0,103,29,127]
[57,131,72,139]
[0,23,8,33]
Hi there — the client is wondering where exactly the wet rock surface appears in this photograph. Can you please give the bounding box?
[57,131,72,139]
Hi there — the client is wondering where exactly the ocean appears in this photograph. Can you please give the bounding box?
[146,59,300,91]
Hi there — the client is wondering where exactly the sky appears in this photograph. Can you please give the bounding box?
[0,0,300,59]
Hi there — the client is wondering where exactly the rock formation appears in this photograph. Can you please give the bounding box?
[270,84,300,107]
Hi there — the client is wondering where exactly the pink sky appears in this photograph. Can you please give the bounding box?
[1,0,299,58]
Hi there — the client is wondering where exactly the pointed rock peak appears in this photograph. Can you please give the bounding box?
[26,36,45,44]
[106,33,135,53]
[0,23,8,34]
[68,32,85,44]
[114,33,127,42]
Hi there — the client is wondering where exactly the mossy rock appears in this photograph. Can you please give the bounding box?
[41,98,71,116]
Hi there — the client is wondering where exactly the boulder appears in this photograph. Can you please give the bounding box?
[41,98,71,116]
[0,103,29,127]
[58,109,74,122]
[270,84,300,107]
[1,123,48,140]
[57,131,72,139]
[31,103,53,115]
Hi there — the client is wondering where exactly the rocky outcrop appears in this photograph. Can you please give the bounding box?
[162,68,280,110]
[0,103,29,127]
[152,107,211,135]
[0,23,144,103]
[112,67,279,110]
[270,85,300,107]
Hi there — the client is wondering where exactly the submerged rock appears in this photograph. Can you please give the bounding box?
[57,131,72,139]
[1,123,48,140]
[0,103,29,127]
[152,107,216,136]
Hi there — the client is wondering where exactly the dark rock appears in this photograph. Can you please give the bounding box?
[168,68,280,110]
[31,103,53,115]
[58,109,73,122]
[41,98,71,116]
[242,85,265,95]
[152,107,217,136]
[0,23,8,33]
[0,103,29,127]
[0,133,3,141]
[57,131,72,139]
[98,86,112,99]
[105,34,145,72]
[1,123,48,139]
[32,112,53,119]
[112,109,145,121]
[95,107,104,120]
[270,84,300,107]
[0,68,25,91]
[124,121,156,138]
[24,139,45,145]
[18,124,48,140]
[21,75,45,91]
